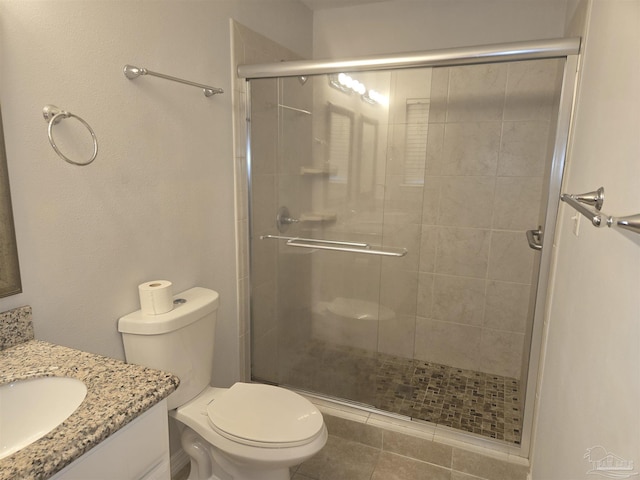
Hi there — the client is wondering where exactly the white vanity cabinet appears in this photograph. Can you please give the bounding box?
[50,400,170,480]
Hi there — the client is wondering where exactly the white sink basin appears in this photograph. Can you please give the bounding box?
[0,376,87,459]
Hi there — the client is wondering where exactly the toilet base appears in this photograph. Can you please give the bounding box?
[180,425,294,480]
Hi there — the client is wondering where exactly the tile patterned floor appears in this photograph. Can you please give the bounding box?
[290,433,529,480]
[176,431,530,480]
[272,341,523,445]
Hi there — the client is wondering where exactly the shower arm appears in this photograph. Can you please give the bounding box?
[123,65,223,97]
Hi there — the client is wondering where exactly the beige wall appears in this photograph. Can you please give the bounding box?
[0,0,312,388]
[531,0,640,475]
[312,0,569,58]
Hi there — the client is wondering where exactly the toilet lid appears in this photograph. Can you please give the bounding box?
[206,383,324,446]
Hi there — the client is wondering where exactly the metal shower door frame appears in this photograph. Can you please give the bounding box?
[243,39,582,459]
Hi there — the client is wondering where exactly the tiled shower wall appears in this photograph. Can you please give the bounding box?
[380,60,562,379]
[236,19,563,382]
[308,61,561,379]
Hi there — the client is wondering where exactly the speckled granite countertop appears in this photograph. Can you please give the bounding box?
[0,339,179,480]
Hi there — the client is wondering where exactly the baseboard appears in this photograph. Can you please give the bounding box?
[170,448,190,480]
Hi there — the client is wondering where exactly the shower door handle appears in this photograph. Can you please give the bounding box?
[526,227,543,251]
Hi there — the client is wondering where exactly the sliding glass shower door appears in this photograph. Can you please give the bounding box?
[249,58,566,443]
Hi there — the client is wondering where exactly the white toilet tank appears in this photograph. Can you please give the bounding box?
[118,287,219,410]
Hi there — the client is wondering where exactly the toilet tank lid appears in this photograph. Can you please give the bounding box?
[118,287,219,335]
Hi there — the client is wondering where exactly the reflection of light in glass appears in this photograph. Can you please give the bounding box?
[367,89,388,106]
[338,73,354,89]
[329,73,386,106]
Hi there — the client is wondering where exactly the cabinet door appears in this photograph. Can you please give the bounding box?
[51,401,170,480]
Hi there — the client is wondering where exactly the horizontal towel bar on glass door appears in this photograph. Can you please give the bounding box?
[259,235,408,257]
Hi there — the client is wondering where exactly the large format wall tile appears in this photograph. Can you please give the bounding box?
[421,177,441,225]
[414,317,482,370]
[382,221,422,271]
[479,329,525,378]
[446,63,509,122]
[492,176,543,230]
[416,272,434,318]
[418,225,437,272]
[384,175,425,224]
[380,267,419,316]
[429,67,450,123]
[497,121,550,177]
[440,122,501,176]
[488,231,534,283]
[377,313,417,358]
[484,280,531,333]
[435,227,491,278]
[437,176,496,228]
[432,275,486,326]
[505,59,561,122]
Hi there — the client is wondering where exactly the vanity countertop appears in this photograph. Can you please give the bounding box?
[0,339,179,480]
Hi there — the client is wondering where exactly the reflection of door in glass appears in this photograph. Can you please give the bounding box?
[358,117,377,199]
[327,104,354,203]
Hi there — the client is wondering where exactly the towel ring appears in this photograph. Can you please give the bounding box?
[43,105,98,166]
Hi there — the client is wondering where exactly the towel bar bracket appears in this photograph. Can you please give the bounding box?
[561,187,640,235]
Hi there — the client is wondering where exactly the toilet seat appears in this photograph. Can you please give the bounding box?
[206,383,324,448]
[171,384,328,478]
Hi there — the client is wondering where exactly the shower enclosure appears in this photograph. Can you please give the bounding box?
[240,39,579,450]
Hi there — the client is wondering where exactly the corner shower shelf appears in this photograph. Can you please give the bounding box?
[299,212,337,223]
[300,165,337,176]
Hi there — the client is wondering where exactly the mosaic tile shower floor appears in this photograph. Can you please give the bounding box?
[269,341,523,445]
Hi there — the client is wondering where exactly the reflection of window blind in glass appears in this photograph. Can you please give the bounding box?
[328,111,352,184]
[404,99,430,185]
[359,121,376,195]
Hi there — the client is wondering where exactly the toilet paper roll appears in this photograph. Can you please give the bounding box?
[138,280,174,315]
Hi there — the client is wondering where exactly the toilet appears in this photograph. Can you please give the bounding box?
[118,287,327,480]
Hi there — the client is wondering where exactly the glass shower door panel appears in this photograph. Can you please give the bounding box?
[249,76,280,384]
[250,71,396,406]
[250,59,563,416]
[248,55,570,444]
[290,72,388,406]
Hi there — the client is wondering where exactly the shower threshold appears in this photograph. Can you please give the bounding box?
[259,341,523,445]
